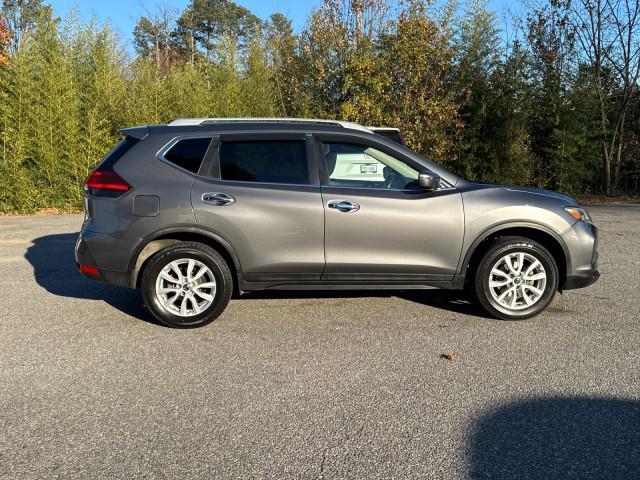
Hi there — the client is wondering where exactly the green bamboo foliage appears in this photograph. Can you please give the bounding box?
[0,36,38,211]
[0,0,638,213]
[164,62,211,118]
[31,14,82,208]
[240,36,281,116]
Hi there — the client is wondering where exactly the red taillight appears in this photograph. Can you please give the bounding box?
[84,170,130,192]
[80,264,100,276]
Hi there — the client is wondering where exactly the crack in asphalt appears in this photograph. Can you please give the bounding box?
[318,424,366,478]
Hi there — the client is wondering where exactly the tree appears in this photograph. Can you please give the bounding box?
[175,0,260,61]
[488,41,536,185]
[0,7,83,212]
[1,0,48,52]
[453,0,501,180]
[0,18,10,64]
[295,0,391,118]
[526,0,577,190]
[379,1,461,167]
[133,6,179,71]
[0,18,37,211]
[265,13,300,116]
[570,0,640,194]
[240,36,282,116]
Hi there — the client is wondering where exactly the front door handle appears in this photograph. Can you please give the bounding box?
[202,192,235,206]
[327,200,360,213]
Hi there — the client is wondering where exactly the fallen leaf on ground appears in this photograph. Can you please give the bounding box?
[440,353,460,361]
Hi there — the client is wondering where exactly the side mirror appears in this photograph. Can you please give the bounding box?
[418,171,441,191]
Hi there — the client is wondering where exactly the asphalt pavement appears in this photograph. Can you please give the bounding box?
[0,205,639,479]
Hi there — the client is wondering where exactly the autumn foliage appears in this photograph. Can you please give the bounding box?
[0,0,639,213]
[0,18,10,65]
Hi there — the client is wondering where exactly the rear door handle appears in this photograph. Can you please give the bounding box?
[202,193,235,206]
[327,200,360,213]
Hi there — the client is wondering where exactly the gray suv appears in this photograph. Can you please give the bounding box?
[76,118,599,328]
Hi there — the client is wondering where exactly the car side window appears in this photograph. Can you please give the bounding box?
[219,140,309,185]
[322,142,419,190]
[163,137,212,174]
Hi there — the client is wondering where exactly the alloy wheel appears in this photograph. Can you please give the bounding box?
[154,258,217,317]
[488,252,547,312]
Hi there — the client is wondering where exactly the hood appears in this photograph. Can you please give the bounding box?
[501,186,577,205]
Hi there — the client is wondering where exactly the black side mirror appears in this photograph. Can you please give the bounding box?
[418,171,441,191]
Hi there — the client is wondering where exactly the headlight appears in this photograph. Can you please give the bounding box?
[565,206,592,224]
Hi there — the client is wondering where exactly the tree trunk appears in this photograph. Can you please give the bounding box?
[603,143,611,195]
[612,111,626,195]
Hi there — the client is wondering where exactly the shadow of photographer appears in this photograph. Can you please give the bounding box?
[469,396,640,479]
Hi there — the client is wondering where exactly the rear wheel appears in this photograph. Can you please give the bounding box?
[141,242,233,328]
[474,236,559,320]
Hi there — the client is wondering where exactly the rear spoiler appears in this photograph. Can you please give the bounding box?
[119,126,149,140]
[367,127,405,145]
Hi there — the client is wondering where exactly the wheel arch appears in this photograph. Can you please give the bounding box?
[461,223,571,290]
[130,226,243,291]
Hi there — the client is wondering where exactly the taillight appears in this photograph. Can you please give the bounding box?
[80,264,100,276]
[84,170,130,193]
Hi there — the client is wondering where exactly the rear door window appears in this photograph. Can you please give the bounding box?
[219,140,309,185]
[163,137,212,174]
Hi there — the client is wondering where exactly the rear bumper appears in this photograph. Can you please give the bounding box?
[564,269,600,290]
[75,231,134,288]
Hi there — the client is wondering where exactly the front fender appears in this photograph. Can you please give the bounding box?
[458,187,576,276]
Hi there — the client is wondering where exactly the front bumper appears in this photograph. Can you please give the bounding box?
[561,220,599,290]
[564,269,600,290]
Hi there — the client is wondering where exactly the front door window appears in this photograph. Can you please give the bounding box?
[323,142,419,190]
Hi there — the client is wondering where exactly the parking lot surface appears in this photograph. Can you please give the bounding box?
[1,205,639,479]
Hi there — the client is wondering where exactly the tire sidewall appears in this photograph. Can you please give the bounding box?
[142,245,232,328]
[476,239,558,320]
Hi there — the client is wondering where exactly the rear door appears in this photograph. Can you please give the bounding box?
[316,135,464,282]
[190,133,325,282]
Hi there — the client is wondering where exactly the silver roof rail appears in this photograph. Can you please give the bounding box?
[167,117,373,133]
[366,126,400,132]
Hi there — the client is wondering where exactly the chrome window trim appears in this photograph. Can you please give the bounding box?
[195,176,455,193]
[320,184,457,193]
[195,177,319,189]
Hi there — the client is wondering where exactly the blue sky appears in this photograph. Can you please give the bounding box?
[48,0,519,47]
[49,0,322,37]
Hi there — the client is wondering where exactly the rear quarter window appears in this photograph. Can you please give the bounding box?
[163,137,212,174]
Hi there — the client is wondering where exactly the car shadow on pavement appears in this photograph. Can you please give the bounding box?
[469,396,640,479]
[236,287,491,318]
[26,232,489,324]
[25,233,152,323]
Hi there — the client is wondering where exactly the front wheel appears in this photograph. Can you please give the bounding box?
[141,242,233,328]
[474,237,559,320]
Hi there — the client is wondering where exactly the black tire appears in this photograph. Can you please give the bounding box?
[141,242,233,328]
[474,236,559,320]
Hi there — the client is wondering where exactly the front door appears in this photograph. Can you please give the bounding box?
[191,134,325,283]
[318,138,464,282]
